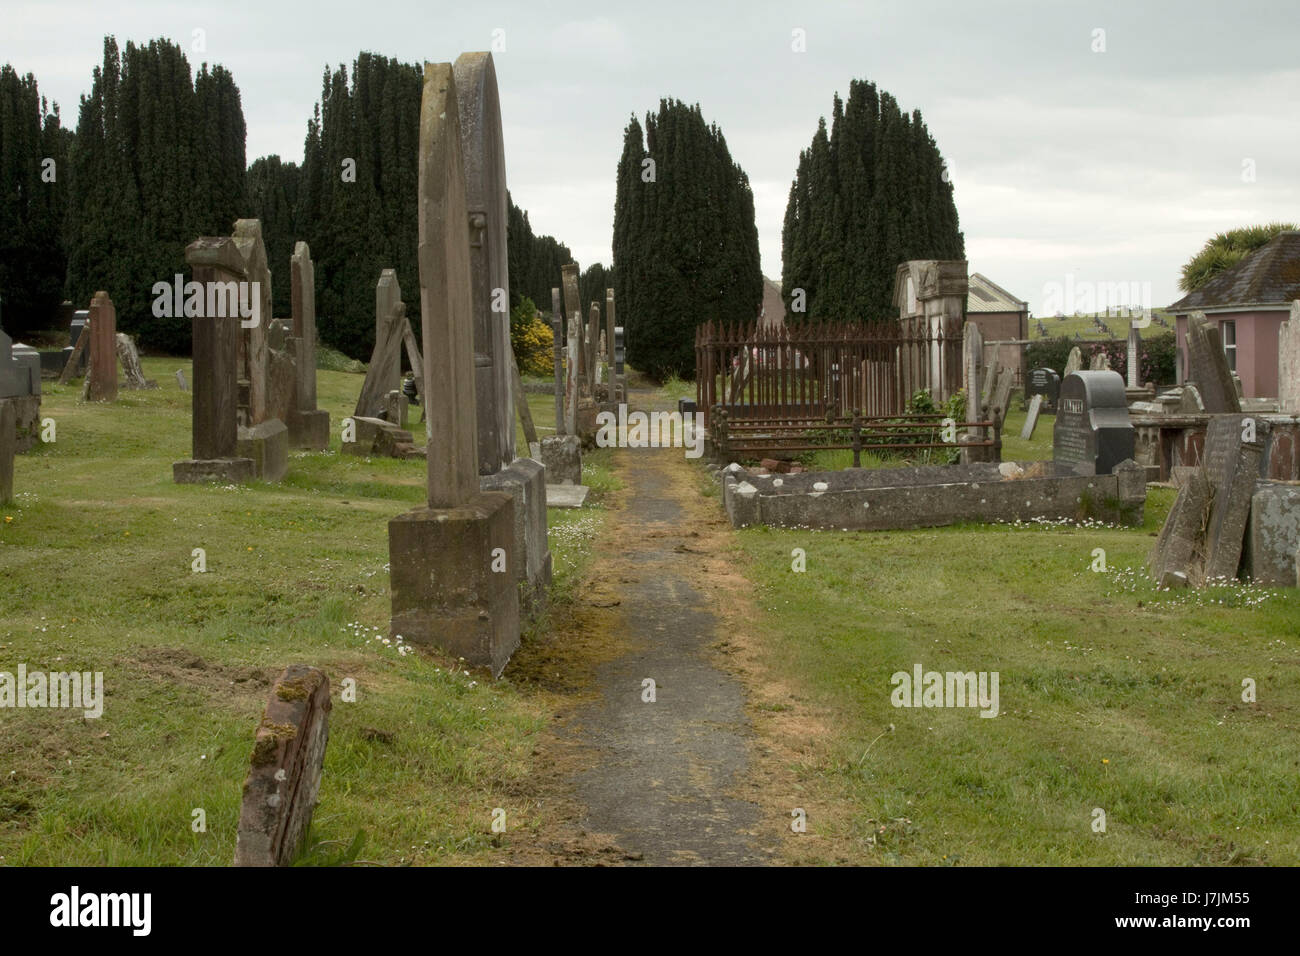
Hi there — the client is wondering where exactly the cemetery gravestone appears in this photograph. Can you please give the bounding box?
[289,242,330,449]
[0,319,41,452]
[86,291,118,402]
[1149,468,1210,587]
[605,289,617,402]
[1053,370,1135,475]
[0,400,14,504]
[990,366,1015,429]
[115,333,155,390]
[387,59,520,677]
[1021,393,1044,440]
[1063,346,1083,378]
[1201,415,1264,581]
[233,664,331,867]
[233,220,288,481]
[550,287,564,432]
[174,237,255,483]
[1026,367,1060,411]
[1127,325,1141,388]
[1185,311,1242,414]
[356,270,407,419]
[1245,482,1300,586]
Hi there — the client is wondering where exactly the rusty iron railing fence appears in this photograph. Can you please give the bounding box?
[695,317,963,428]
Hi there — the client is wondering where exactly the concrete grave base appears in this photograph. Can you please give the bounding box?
[289,408,331,450]
[238,419,289,482]
[480,457,553,615]
[173,457,257,484]
[722,459,1147,531]
[388,491,521,677]
[545,484,589,508]
[539,435,582,484]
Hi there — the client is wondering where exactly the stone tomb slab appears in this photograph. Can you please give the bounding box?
[1052,370,1134,475]
[545,483,589,508]
[233,664,331,866]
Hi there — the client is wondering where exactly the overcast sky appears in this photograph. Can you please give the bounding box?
[6,0,1297,315]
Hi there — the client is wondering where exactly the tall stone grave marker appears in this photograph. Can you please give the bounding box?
[605,289,617,401]
[1279,300,1299,414]
[1020,393,1044,440]
[232,220,288,481]
[1063,346,1083,378]
[1053,370,1134,475]
[1186,311,1242,413]
[454,50,551,609]
[356,270,407,419]
[174,238,255,483]
[561,263,584,383]
[1126,324,1141,388]
[289,242,329,448]
[388,60,520,677]
[540,285,582,485]
[550,287,564,432]
[86,291,118,402]
[990,366,1015,429]
[233,664,331,867]
[1200,415,1264,581]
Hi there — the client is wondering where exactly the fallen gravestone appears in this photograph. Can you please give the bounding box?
[233,664,331,867]
[1149,469,1211,587]
[1201,415,1264,581]
[1053,370,1134,475]
[342,415,422,459]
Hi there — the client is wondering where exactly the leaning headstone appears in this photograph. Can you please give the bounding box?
[115,333,156,389]
[1149,469,1210,586]
[961,321,983,411]
[174,237,255,484]
[1185,311,1242,414]
[0,400,14,504]
[455,50,552,612]
[356,270,407,419]
[1178,383,1205,414]
[388,60,520,677]
[288,242,330,449]
[979,351,1000,414]
[1201,415,1264,581]
[1053,370,1134,475]
[86,291,118,402]
[233,664,331,867]
[990,366,1015,429]
[1244,482,1300,586]
[1063,346,1083,378]
[1279,300,1300,415]
[1020,393,1044,440]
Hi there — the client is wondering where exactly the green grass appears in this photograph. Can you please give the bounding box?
[733,488,1300,865]
[0,357,614,865]
[1035,310,1173,341]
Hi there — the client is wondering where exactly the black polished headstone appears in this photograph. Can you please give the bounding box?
[1026,367,1060,410]
[1052,370,1134,475]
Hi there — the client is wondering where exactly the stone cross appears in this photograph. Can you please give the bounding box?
[417,61,479,509]
[233,220,273,425]
[86,291,118,402]
[454,52,515,476]
[551,286,564,434]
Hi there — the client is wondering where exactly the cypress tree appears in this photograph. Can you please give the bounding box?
[782,80,963,326]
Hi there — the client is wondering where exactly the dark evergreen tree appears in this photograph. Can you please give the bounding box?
[0,66,70,334]
[781,80,963,325]
[505,192,573,318]
[247,155,301,317]
[612,100,761,380]
[64,36,248,352]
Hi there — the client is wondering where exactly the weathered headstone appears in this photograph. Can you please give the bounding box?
[356,270,407,419]
[1244,482,1300,586]
[605,288,617,402]
[86,291,118,402]
[1063,346,1083,378]
[1088,350,1110,371]
[0,400,14,504]
[1201,414,1264,581]
[288,242,330,449]
[564,320,579,436]
[1178,383,1205,413]
[550,287,564,434]
[455,51,551,612]
[990,366,1015,429]
[174,237,255,484]
[1279,300,1300,415]
[1185,311,1242,414]
[1025,367,1060,411]
[233,664,331,867]
[1053,370,1134,475]
[0,315,40,452]
[1020,393,1044,440]
[979,351,1000,414]
[233,220,273,424]
[388,60,520,677]
[614,324,625,398]
[1149,469,1210,586]
[587,301,601,393]
[176,369,188,391]
[115,333,155,390]
[962,321,983,416]
[1126,325,1141,388]
[561,263,584,384]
